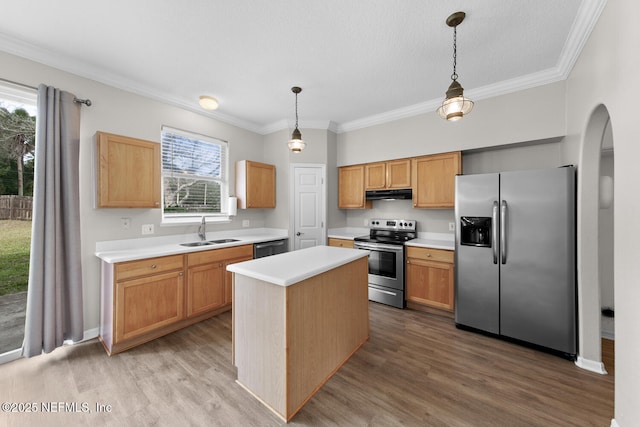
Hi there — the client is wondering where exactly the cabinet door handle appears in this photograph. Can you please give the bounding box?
[150,264,157,269]
[426,253,431,257]
[178,272,183,276]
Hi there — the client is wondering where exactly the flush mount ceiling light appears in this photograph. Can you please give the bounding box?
[436,11,474,122]
[288,86,305,153]
[199,95,219,110]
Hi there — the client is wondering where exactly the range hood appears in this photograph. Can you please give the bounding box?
[365,188,413,200]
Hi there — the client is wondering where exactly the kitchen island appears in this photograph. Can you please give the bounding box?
[228,245,370,422]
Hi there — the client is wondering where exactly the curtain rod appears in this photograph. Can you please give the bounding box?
[0,77,92,107]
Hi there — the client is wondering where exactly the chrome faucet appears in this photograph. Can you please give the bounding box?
[198,216,207,241]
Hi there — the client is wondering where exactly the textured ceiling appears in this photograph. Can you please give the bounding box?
[0,0,605,133]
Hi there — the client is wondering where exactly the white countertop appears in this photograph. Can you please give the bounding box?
[406,232,455,250]
[95,228,288,263]
[327,227,368,240]
[227,245,369,287]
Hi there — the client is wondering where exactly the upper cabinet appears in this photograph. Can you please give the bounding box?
[338,165,372,209]
[96,132,161,208]
[236,160,276,209]
[365,159,411,190]
[412,151,461,208]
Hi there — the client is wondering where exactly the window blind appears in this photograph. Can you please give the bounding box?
[161,126,228,217]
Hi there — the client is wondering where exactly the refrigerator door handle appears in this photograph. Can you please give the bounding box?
[501,200,508,264]
[492,201,499,264]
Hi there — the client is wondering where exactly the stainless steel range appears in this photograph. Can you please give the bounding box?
[353,219,417,308]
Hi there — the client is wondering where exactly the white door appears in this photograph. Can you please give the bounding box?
[291,165,325,250]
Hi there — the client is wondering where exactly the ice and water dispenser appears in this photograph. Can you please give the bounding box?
[460,217,492,247]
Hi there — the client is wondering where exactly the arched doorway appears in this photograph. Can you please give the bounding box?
[575,104,614,376]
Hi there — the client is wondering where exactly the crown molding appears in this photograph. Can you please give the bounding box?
[336,0,607,134]
[259,119,338,135]
[0,31,265,133]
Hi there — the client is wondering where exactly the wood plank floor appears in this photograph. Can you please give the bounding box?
[0,302,613,426]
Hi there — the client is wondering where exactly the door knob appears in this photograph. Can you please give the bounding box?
[296,232,303,236]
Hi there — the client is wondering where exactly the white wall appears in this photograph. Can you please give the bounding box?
[599,151,614,339]
[0,50,265,334]
[561,1,640,423]
[337,81,566,166]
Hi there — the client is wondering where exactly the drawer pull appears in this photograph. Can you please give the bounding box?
[426,253,431,257]
[150,264,157,269]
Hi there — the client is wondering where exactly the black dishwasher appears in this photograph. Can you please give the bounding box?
[253,239,288,258]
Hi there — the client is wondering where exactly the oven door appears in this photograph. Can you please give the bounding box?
[353,241,404,291]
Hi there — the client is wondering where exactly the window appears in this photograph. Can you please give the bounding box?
[161,126,229,223]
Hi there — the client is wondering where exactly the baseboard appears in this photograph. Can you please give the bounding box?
[81,327,99,342]
[0,348,22,365]
[575,356,608,374]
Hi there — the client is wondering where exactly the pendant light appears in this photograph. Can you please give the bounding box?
[436,11,474,122]
[288,86,305,153]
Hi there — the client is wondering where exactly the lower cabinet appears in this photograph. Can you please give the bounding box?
[115,269,185,343]
[187,262,225,317]
[328,238,355,248]
[405,246,455,312]
[100,244,253,355]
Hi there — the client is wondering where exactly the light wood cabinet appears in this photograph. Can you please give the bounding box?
[365,159,411,190]
[187,245,253,314]
[100,245,253,355]
[96,131,161,208]
[328,238,355,248]
[236,160,276,209]
[405,246,455,312]
[338,165,372,209]
[187,262,224,317]
[412,151,461,208]
[112,255,185,344]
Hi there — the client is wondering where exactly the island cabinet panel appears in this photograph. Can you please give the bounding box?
[406,246,455,312]
[328,238,354,248]
[233,256,369,422]
[96,131,161,208]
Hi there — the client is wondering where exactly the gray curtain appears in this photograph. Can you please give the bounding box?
[22,84,84,357]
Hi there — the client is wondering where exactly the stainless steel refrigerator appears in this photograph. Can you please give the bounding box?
[454,167,576,357]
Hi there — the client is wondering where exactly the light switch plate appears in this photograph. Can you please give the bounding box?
[242,220,250,228]
[142,224,154,235]
[448,222,455,231]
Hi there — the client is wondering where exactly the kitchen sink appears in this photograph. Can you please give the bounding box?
[208,238,240,244]
[180,238,240,247]
[180,241,215,247]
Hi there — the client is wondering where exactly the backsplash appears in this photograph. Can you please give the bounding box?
[344,199,455,234]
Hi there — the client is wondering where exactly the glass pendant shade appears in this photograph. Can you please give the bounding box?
[288,86,305,152]
[288,127,305,153]
[436,80,474,121]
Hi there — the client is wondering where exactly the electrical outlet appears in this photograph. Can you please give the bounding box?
[364,218,369,226]
[142,224,154,235]
[448,222,455,232]
[242,220,250,228]
[120,217,131,230]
